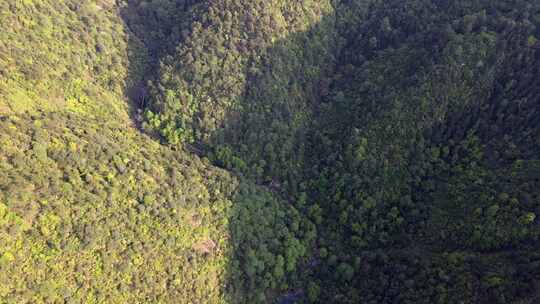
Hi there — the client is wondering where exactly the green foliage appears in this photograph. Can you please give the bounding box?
[1,1,320,302]
[137,0,338,188]
[2,0,540,303]
[0,112,240,303]
[227,183,314,302]
[300,0,540,302]
[136,0,540,301]
[0,0,138,118]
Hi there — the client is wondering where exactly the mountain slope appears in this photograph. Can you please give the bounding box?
[1,0,540,303]
[137,0,540,302]
[0,1,311,303]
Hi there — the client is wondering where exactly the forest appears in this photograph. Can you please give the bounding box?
[0,0,539,303]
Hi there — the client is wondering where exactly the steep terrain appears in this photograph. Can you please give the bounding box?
[1,0,540,303]
[0,1,310,303]
[139,0,540,302]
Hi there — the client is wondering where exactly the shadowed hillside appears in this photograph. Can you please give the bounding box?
[131,0,540,302]
[1,0,540,303]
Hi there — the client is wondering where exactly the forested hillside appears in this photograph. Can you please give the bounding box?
[1,0,540,303]
[0,1,310,303]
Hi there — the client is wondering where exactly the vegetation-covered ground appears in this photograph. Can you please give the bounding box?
[1,0,540,303]
[0,1,310,303]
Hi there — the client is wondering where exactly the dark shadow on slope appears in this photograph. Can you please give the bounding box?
[199,10,341,304]
[119,0,197,138]
[216,5,540,303]
[117,2,152,133]
[118,1,540,303]
[192,10,341,303]
[118,2,340,302]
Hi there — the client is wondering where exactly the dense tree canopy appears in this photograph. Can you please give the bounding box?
[1,0,539,303]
